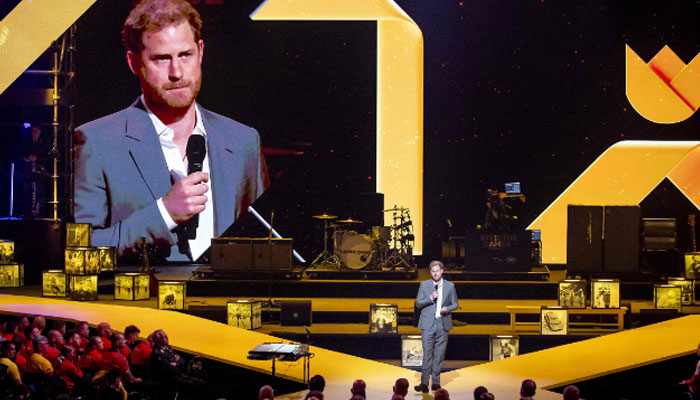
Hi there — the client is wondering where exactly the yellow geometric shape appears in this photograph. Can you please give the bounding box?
[626,45,695,124]
[527,141,700,264]
[251,0,424,254]
[0,0,96,95]
[670,52,700,111]
[647,45,685,84]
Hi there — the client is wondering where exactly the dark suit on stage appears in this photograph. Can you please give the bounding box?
[415,278,459,387]
[74,98,266,261]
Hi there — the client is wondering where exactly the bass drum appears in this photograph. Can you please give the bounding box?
[335,231,374,269]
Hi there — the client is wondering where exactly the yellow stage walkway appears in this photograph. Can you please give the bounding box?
[0,294,697,400]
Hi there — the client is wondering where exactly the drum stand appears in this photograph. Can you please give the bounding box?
[310,218,342,269]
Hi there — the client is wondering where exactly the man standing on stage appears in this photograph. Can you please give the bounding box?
[74,0,266,263]
[414,260,459,393]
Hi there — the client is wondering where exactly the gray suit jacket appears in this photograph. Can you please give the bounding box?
[415,279,459,331]
[73,98,266,261]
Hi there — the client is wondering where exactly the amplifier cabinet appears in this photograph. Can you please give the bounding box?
[211,237,292,271]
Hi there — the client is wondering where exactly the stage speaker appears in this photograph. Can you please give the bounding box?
[280,300,312,326]
[210,240,251,270]
[567,205,604,273]
[603,206,640,272]
[252,239,293,271]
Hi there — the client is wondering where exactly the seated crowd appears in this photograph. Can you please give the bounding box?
[258,375,581,400]
[0,315,206,400]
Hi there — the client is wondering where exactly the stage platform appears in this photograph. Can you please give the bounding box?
[0,294,698,400]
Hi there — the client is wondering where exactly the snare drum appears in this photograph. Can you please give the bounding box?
[335,231,374,269]
[371,226,392,242]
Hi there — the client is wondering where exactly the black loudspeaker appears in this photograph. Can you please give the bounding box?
[280,300,312,326]
[567,205,604,273]
[604,206,640,272]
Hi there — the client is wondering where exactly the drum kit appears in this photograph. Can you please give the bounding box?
[310,206,416,270]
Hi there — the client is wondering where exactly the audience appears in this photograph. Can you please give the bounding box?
[0,340,22,386]
[305,390,323,400]
[309,374,325,393]
[151,329,204,399]
[393,377,409,398]
[350,378,366,398]
[562,385,580,400]
[520,379,537,400]
[474,385,489,399]
[96,322,113,351]
[259,384,274,400]
[434,387,450,400]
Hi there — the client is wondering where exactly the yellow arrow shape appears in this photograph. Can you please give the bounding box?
[528,141,700,264]
[0,0,96,95]
[252,0,424,254]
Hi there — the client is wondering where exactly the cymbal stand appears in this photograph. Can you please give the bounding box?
[310,220,341,269]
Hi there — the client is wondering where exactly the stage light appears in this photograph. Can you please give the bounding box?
[227,300,262,330]
[114,273,150,301]
[23,122,30,129]
[158,281,186,310]
[42,270,69,297]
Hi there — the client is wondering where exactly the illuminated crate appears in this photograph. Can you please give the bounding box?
[66,223,91,247]
[69,274,98,301]
[369,303,398,334]
[540,306,568,336]
[158,281,186,310]
[42,270,69,297]
[654,284,682,311]
[227,300,262,330]
[668,277,694,305]
[490,335,519,361]
[0,264,23,287]
[591,279,620,309]
[400,335,423,367]
[65,247,100,275]
[558,279,587,308]
[97,247,116,272]
[114,273,150,301]
[0,240,14,264]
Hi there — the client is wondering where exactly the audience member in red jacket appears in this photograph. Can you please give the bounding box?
[54,345,83,391]
[97,322,113,351]
[80,336,104,371]
[75,321,90,350]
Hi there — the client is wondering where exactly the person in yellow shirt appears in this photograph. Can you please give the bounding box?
[0,340,22,386]
[26,335,53,375]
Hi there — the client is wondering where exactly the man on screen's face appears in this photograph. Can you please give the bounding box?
[126,20,203,119]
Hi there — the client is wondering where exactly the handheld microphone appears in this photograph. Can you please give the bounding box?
[182,134,206,240]
[433,283,438,303]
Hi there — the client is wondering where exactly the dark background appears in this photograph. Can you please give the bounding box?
[2,0,700,262]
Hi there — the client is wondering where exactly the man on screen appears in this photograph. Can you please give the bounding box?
[414,260,459,393]
[74,0,267,262]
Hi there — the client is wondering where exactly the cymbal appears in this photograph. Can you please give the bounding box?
[383,207,407,212]
[336,218,363,224]
[313,213,337,220]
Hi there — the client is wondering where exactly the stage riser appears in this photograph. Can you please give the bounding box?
[181,280,560,299]
[269,331,589,361]
[97,281,686,301]
[184,308,512,326]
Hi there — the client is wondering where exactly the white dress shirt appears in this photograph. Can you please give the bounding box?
[142,96,214,261]
[435,278,443,319]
